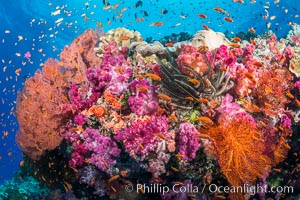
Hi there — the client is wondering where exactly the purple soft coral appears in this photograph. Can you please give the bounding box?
[87,41,132,96]
[114,115,169,159]
[81,128,121,171]
[177,122,200,161]
[128,79,159,116]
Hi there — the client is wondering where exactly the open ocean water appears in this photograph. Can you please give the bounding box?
[0,0,300,199]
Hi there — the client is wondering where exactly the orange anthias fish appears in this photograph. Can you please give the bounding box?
[154,133,167,140]
[198,98,209,104]
[136,86,149,93]
[108,175,119,183]
[120,35,130,40]
[112,3,119,9]
[244,72,256,82]
[213,8,224,13]
[196,116,214,125]
[220,66,227,72]
[232,0,244,3]
[250,38,257,45]
[295,99,300,107]
[145,73,161,81]
[15,68,21,75]
[229,43,241,48]
[150,22,164,26]
[185,96,194,101]
[286,91,294,99]
[251,61,264,67]
[198,14,207,18]
[248,27,256,33]
[224,17,234,22]
[158,93,172,102]
[96,22,103,27]
[188,78,200,85]
[231,37,241,42]
[202,24,210,30]
[165,42,174,47]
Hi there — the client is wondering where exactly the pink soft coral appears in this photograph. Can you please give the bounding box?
[177,122,200,161]
[114,115,169,159]
[128,79,159,116]
[82,128,121,171]
[176,44,208,76]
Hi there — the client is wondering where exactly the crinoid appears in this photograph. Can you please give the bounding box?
[156,47,234,110]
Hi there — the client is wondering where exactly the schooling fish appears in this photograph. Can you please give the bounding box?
[135,0,142,8]
[161,9,168,15]
[150,22,163,26]
[224,17,234,22]
[198,14,207,18]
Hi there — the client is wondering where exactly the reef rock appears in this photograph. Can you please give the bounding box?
[130,41,165,56]
[167,29,231,52]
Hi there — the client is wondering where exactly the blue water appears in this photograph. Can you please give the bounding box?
[0,0,299,190]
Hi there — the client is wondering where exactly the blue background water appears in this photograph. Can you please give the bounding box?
[0,0,299,184]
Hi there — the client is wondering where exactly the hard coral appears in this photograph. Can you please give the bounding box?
[16,59,69,160]
[130,41,166,57]
[95,27,142,55]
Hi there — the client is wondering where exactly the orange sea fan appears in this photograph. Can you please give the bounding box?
[200,115,271,186]
[16,60,70,160]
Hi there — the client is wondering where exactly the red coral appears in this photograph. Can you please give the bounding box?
[252,66,293,117]
[60,29,102,84]
[16,59,70,160]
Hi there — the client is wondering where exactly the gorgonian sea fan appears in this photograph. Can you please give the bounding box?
[200,113,270,186]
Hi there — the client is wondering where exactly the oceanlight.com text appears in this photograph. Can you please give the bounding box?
[124,183,294,196]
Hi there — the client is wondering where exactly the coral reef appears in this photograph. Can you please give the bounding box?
[200,113,270,186]
[15,26,300,199]
[95,27,142,56]
[130,41,166,56]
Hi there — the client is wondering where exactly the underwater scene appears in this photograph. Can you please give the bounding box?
[0,0,300,199]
